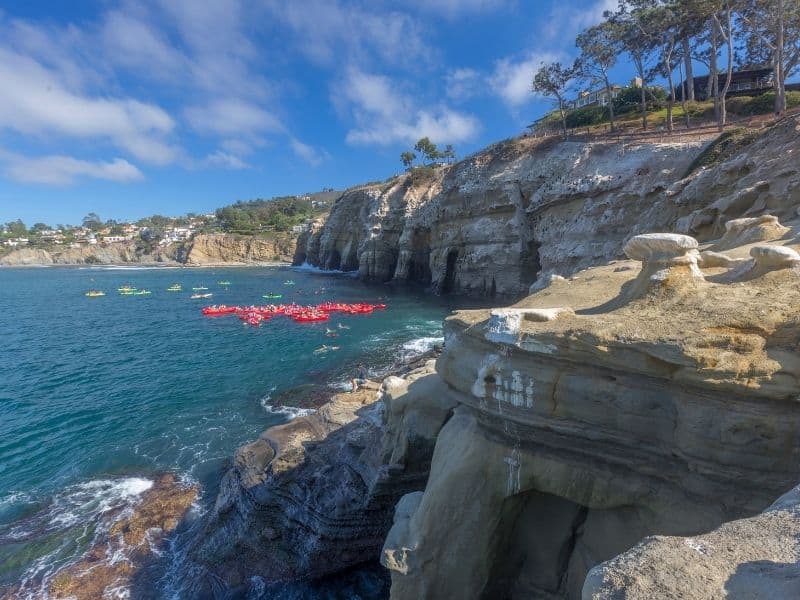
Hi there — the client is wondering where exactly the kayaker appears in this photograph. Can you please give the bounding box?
[352,363,368,392]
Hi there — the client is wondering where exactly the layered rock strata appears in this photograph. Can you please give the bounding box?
[297,116,800,298]
[382,219,800,598]
[182,360,457,596]
[584,483,800,599]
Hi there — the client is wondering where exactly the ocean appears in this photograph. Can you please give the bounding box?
[0,265,455,598]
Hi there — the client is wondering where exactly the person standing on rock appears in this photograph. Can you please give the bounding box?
[352,363,368,392]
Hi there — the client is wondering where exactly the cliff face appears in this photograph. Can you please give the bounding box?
[0,233,294,266]
[298,118,800,298]
[181,232,294,265]
[0,242,178,265]
[181,360,456,595]
[382,215,800,599]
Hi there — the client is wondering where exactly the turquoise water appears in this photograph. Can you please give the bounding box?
[0,266,454,597]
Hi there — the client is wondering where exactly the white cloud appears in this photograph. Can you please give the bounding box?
[263,0,430,68]
[406,0,512,17]
[100,11,185,81]
[445,68,481,101]
[486,0,615,109]
[340,69,480,146]
[489,51,564,107]
[0,47,178,165]
[185,98,282,139]
[290,138,329,166]
[2,153,143,185]
[204,150,251,170]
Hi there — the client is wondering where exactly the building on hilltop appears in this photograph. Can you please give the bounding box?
[567,84,623,110]
[675,66,800,101]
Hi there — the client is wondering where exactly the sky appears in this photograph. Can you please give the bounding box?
[0,0,628,226]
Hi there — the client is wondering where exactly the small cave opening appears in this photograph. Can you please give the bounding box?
[442,249,459,295]
[520,238,542,288]
[341,251,359,272]
[327,248,342,271]
[408,227,432,284]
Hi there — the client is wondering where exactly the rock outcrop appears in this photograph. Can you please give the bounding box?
[584,483,800,599]
[0,233,294,266]
[299,116,800,298]
[382,220,800,598]
[181,233,294,265]
[0,242,178,265]
[181,360,457,596]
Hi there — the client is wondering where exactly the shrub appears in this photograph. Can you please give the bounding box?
[565,105,609,128]
[613,85,666,115]
[726,91,800,116]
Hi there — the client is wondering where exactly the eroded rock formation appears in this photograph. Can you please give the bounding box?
[382,218,800,598]
[181,359,456,596]
[298,117,800,298]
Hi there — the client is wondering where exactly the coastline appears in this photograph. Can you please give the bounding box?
[0,260,293,269]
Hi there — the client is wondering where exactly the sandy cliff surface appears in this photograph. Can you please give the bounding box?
[0,233,294,266]
[297,118,800,298]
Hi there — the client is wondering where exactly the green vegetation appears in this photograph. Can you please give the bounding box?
[727,91,800,116]
[215,190,340,234]
[400,138,456,170]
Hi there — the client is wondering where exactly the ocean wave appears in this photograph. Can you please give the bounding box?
[260,388,315,420]
[7,476,155,599]
[291,261,359,276]
[262,404,316,419]
[399,336,444,357]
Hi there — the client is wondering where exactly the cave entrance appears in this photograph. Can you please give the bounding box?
[327,249,342,271]
[408,227,432,284]
[442,249,459,294]
[481,490,653,599]
[520,238,542,288]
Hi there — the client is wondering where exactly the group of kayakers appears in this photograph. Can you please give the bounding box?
[201,301,387,326]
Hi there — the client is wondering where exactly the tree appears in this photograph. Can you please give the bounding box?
[607,3,656,130]
[442,144,457,164]
[82,213,103,231]
[31,222,51,232]
[739,0,800,114]
[414,137,441,164]
[400,151,416,169]
[6,219,27,237]
[532,61,578,137]
[577,21,620,130]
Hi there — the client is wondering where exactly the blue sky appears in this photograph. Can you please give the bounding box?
[0,0,626,225]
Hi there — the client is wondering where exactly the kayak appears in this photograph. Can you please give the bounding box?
[117,285,135,292]
[85,290,105,297]
[262,293,282,299]
[217,281,231,286]
[283,280,295,286]
[131,290,151,296]
[191,293,213,299]
[192,286,209,291]
[167,285,182,292]
[202,305,237,316]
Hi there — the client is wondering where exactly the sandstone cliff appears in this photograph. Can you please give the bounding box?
[382,216,800,599]
[297,118,800,298]
[180,232,294,265]
[0,233,294,266]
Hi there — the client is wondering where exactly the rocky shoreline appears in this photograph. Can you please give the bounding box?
[181,117,800,598]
